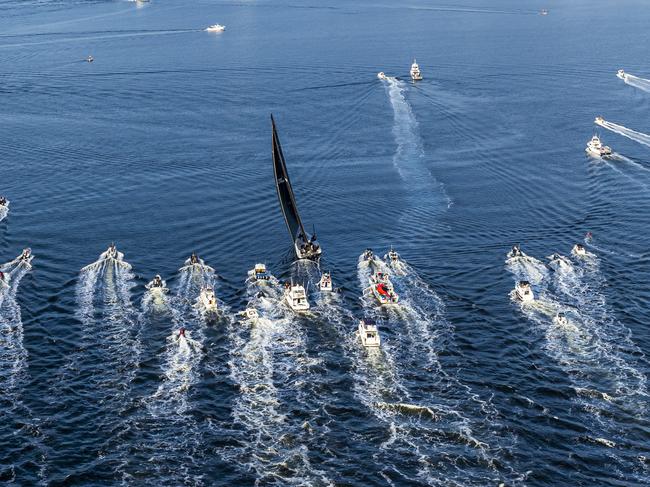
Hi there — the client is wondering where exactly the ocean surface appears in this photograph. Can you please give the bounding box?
[1,0,649,485]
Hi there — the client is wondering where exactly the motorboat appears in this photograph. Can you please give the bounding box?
[410,59,422,81]
[514,280,534,303]
[553,312,569,326]
[272,116,323,261]
[19,248,33,264]
[0,196,8,208]
[284,282,310,312]
[180,253,214,273]
[363,248,374,262]
[239,308,259,323]
[358,319,381,348]
[377,72,387,80]
[585,135,612,157]
[248,263,271,283]
[369,272,399,305]
[318,271,333,292]
[146,274,168,295]
[548,253,572,271]
[81,243,130,272]
[205,24,225,32]
[100,243,119,261]
[617,69,626,80]
[594,116,605,126]
[508,244,524,259]
[198,286,218,312]
[572,244,587,256]
[86,55,94,63]
[540,9,548,15]
[385,248,400,263]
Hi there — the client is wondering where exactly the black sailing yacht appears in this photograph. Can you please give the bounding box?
[271,115,322,261]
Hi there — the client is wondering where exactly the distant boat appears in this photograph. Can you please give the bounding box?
[205,24,225,32]
[410,59,422,81]
[271,115,322,261]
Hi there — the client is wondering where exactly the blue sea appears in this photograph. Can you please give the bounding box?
[1,0,649,485]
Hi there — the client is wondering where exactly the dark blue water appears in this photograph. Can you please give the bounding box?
[1,0,649,485]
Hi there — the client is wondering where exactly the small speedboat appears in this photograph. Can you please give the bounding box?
[205,24,225,32]
[385,248,400,263]
[0,196,8,208]
[100,243,119,261]
[198,286,218,312]
[369,272,399,305]
[377,72,387,80]
[553,312,569,326]
[284,283,310,312]
[86,55,94,63]
[617,69,626,80]
[358,319,381,348]
[319,271,333,292]
[585,135,612,157]
[146,274,168,295]
[508,244,525,259]
[239,307,259,323]
[248,263,270,283]
[19,247,32,264]
[548,253,572,271]
[594,116,605,127]
[572,244,587,256]
[0,271,9,289]
[180,253,214,273]
[514,280,534,303]
[540,9,548,15]
[410,59,422,81]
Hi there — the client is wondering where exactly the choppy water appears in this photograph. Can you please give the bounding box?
[1,0,649,485]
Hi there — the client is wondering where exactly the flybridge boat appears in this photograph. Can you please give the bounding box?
[410,59,422,81]
[198,286,218,312]
[514,280,534,303]
[369,272,399,305]
[617,69,626,80]
[205,24,225,32]
[284,282,310,312]
[319,271,333,292]
[585,135,612,157]
[146,274,168,296]
[358,319,381,348]
[572,244,587,256]
[272,115,322,261]
[248,263,270,283]
[180,253,214,273]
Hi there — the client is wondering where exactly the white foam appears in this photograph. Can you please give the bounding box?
[597,119,650,149]
[622,73,650,93]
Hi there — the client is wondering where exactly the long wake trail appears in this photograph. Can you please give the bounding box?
[597,118,650,149]
[355,254,520,485]
[506,248,650,483]
[622,72,650,93]
[224,271,331,485]
[381,77,450,233]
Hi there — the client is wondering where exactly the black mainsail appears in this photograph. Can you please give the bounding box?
[271,115,321,260]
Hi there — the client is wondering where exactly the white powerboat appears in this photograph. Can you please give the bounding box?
[86,55,94,63]
[594,116,605,127]
[617,69,626,80]
[248,263,271,283]
[368,272,399,305]
[377,72,387,80]
[548,253,572,271]
[410,59,422,81]
[239,307,259,323]
[180,253,214,273]
[514,280,534,303]
[553,312,569,326]
[319,271,333,292]
[18,247,33,265]
[358,319,381,348]
[572,244,587,256]
[205,24,225,32]
[284,283,310,312]
[540,9,548,15]
[0,196,8,208]
[146,274,168,296]
[385,248,400,263]
[585,135,612,157]
[508,244,525,259]
[198,286,218,312]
